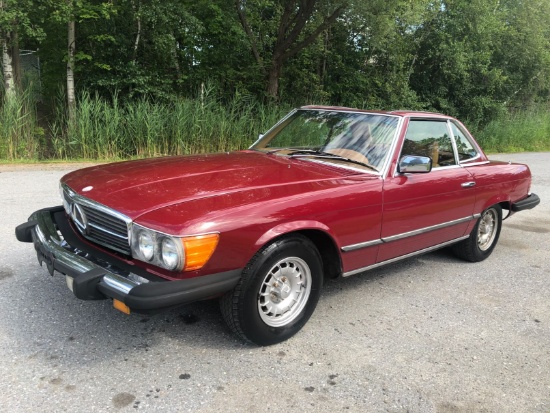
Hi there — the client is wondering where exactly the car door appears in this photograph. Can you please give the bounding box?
[377,118,477,263]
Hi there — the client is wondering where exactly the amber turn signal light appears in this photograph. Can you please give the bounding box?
[183,233,220,271]
[113,299,131,314]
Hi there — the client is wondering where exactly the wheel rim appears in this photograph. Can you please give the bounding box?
[258,257,312,327]
[477,208,498,251]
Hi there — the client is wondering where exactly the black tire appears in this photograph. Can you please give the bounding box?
[452,204,502,262]
[220,234,323,345]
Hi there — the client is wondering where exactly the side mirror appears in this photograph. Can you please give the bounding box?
[398,155,432,174]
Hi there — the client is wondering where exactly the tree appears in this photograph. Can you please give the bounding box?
[0,0,44,96]
[46,0,114,119]
[235,0,348,99]
[496,0,550,108]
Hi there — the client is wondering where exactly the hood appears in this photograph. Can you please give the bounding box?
[61,151,361,220]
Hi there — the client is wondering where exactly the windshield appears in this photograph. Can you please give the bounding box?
[251,109,399,172]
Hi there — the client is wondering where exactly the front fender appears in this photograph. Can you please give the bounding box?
[254,220,335,249]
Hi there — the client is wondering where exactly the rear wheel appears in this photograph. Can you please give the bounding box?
[452,205,502,262]
[220,235,323,345]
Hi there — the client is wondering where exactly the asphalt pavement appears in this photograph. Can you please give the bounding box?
[0,153,548,412]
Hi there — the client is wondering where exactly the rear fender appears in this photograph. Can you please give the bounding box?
[479,194,511,214]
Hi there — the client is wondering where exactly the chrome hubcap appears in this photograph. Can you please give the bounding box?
[258,257,312,327]
[477,208,498,251]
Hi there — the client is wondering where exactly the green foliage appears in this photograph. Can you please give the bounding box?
[473,104,550,153]
[0,0,46,41]
[2,0,550,160]
[49,89,288,160]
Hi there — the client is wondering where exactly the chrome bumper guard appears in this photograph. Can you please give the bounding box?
[16,207,241,313]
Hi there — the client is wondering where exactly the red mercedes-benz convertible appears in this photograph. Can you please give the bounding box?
[16,106,539,345]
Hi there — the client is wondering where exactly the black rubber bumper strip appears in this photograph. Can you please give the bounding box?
[511,193,540,212]
[97,269,242,311]
[16,220,38,243]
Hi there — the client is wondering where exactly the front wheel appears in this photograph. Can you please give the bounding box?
[220,235,323,345]
[452,205,502,262]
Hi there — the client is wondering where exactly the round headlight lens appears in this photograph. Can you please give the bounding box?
[138,231,155,261]
[161,237,181,270]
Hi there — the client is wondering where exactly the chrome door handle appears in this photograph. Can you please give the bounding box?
[461,181,476,188]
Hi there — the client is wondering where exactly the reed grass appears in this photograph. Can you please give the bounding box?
[474,105,550,153]
[0,87,41,160]
[2,84,550,161]
[49,89,287,160]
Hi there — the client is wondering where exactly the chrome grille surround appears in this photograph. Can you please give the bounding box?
[61,183,132,255]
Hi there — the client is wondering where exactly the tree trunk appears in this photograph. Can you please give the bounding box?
[11,29,22,88]
[1,0,14,97]
[132,0,141,63]
[236,0,347,100]
[1,34,15,97]
[67,20,76,121]
[267,63,282,100]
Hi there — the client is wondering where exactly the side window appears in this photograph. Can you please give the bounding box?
[401,120,456,168]
[451,122,479,163]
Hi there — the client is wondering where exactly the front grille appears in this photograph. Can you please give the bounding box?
[62,185,132,255]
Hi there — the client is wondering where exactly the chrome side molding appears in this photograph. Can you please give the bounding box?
[341,214,479,252]
[342,235,470,277]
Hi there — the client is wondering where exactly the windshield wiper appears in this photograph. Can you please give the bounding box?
[289,150,379,172]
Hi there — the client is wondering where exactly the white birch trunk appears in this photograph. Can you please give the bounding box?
[0,0,15,97]
[67,20,76,120]
[1,37,15,97]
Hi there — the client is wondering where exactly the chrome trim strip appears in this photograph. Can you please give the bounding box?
[447,120,460,165]
[297,108,402,119]
[88,222,128,239]
[62,183,132,226]
[458,154,482,164]
[342,235,470,277]
[249,109,297,149]
[381,216,475,243]
[432,164,462,171]
[341,214,480,252]
[30,208,146,298]
[381,116,404,178]
[341,239,383,252]
[461,160,490,167]
[103,273,140,295]
[29,209,135,278]
[301,158,379,174]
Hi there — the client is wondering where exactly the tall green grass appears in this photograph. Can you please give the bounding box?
[51,90,288,160]
[2,85,550,161]
[474,105,550,153]
[0,87,42,160]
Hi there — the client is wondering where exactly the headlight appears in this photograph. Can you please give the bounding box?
[161,237,182,270]
[130,224,218,272]
[138,231,155,261]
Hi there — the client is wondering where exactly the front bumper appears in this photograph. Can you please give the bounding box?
[15,207,241,313]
